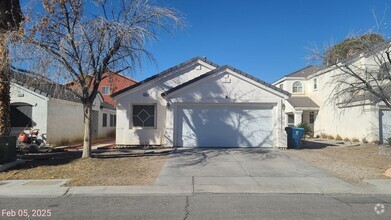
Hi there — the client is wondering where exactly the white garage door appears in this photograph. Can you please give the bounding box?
[381,110,391,144]
[176,104,274,147]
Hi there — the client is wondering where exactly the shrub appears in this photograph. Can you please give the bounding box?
[372,140,381,145]
[387,137,391,146]
[352,138,359,142]
[315,135,320,138]
[343,137,350,142]
[362,138,368,143]
[327,135,335,140]
[321,133,328,139]
[296,123,313,138]
[335,135,343,141]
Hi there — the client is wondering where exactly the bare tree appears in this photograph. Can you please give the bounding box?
[0,0,23,136]
[307,32,391,109]
[15,0,182,157]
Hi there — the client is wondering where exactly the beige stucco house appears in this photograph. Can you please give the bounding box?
[112,57,290,148]
[273,44,391,143]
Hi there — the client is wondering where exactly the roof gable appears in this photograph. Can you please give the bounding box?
[162,65,290,98]
[111,57,219,98]
[11,71,80,103]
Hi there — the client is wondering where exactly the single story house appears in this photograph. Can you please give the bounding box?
[272,42,391,143]
[112,57,290,148]
[10,71,116,146]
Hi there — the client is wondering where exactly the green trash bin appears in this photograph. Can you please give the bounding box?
[0,136,17,164]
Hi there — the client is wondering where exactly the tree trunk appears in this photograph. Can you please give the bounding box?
[82,103,92,158]
[0,34,10,136]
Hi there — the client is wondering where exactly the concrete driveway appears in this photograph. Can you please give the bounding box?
[156,148,359,193]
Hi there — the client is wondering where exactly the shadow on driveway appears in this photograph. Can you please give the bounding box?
[168,148,283,167]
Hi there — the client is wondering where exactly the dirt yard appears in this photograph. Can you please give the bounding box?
[288,140,391,185]
[0,150,169,186]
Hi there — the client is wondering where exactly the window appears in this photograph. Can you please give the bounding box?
[102,86,110,95]
[292,81,303,93]
[279,84,284,90]
[110,114,116,127]
[102,113,107,127]
[132,105,155,127]
[313,78,317,90]
[309,112,315,124]
[287,114,294,127]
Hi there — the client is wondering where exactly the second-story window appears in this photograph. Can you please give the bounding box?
[313,78,318,90]
[292,81,303,93]
[102,86,110,95]
[279,84,284,90]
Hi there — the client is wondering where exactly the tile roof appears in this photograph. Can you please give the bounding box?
[111,57,219,98]
[287,96,319,108]
[285,66,321,78]
[100,101,116,110]
[161,65,290,97]
[11,71,81,103]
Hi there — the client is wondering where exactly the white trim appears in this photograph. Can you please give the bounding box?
[129,103,157,129]
[11,83,49,101]
[292,81,304,94]
[272,76,306,85]
[102,86,110,95]
[164,68,290,100]
[113,59,216,99]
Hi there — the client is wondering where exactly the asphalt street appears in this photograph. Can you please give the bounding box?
[0,194,390,220]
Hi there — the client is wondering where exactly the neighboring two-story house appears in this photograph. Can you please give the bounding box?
[66,72,137,105]
[97,72,137,105]
[273,44,391,143]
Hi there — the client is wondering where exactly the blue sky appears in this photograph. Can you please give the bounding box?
[136,0,391,83]
[19,0,391,83]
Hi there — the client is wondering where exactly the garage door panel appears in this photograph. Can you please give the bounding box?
[176,105,273,147]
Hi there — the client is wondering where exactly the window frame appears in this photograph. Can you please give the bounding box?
[110,114,116,127]
[101,86,110,95]
[287,114,295,127]
[292,81,303,93]
[102,113,107,127]
[309,111,315,124]
[131,104,157,128]
[313,78,318,91]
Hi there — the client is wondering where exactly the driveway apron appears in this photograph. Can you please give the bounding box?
[156,148,359,193]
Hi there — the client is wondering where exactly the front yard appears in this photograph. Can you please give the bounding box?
[288,140,391,185]
[0,150,168,186]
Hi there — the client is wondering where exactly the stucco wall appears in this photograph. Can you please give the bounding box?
[10,83,49,139]
[115,61,216,145]
[164,69,287,148]
[46,98,85,145]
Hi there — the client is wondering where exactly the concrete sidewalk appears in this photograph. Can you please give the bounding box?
[1,148,390,197]
[1,178,391,198]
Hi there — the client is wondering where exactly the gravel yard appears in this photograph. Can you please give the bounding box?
[0,149,169,186]
[287,140,391,185]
